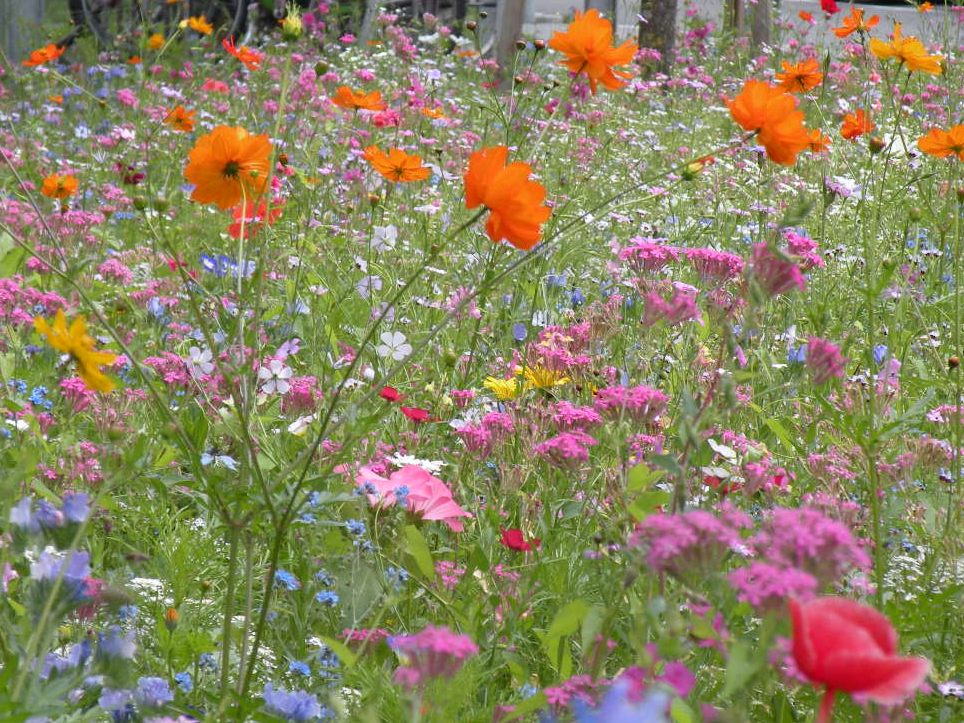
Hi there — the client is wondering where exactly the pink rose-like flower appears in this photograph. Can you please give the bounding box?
[356,465,472,532]
[791,597,930,722]
[389,625,478,689]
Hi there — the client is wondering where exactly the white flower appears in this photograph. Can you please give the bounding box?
[186,347,214,377]
[287,415,316,436]
[376,331,412,361]
[258,359,293,394]
[372,225,397,252]
[388,454,446,474]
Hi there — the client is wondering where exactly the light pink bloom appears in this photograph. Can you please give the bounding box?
[356,465,472,532]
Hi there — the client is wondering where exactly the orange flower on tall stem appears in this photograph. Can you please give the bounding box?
[331,86,386,112]
[917,125,964,160]
[840,109,874,140]
[222,38,264,71]
[41,173,78,200]
[164,106,195,132]
[363,146,431,183]
[184,126,272,210]
[869,23,942,75]
[464,146,551,251]
[726,79,812,166]
[808,129,831,153]
[22,44,65,67]
[183,15,214,35]
[776,58,823,93]
[833,7,879,38]
[35,310,117,393]
[548,9,637,94]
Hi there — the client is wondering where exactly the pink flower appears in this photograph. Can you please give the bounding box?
[685,247,745,282]
[750,243,806,296]
[356,465,472,532]
[389,625,478,689]
[806,337,847,385]
[533,431,597,468]
[593,385,668,424]
[729,561,819,612]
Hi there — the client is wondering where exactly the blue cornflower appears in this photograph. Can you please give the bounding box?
[570,288,585,306]
[28,386,49,406]
[289,660,311,676]
[314,569,334,586]
[62,492,91,523]
[385,566,410,592]
[787,345,807,364]
[262,683,322,722]
[98,627,137,660]
[512,323,527,342]
[572,680,670,722]
[117,604,139,622]
[30,550,90,600]
[8,379,27,395]
[135,676,173,707]
[873,345,889,365]
[9,497,39,532]
[199,652,219,671]
[315,590,340,607]
[35,500,62,529]
[344,519,366,536]
[273,569,301,591]
[393,485,410,507]
[316,645,340,670]
[174,671,193,693]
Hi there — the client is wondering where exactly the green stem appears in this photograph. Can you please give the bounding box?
[219,522,241,704]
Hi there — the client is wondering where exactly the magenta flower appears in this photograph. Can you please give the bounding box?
[593,385,669,424]
[806,337,847,385]
[750,242,806,296]
[389,625,478,689]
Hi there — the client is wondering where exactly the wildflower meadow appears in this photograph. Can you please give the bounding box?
[0,1,962,721]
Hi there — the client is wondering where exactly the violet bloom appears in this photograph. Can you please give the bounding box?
[805,337,847,385]
[389,625,478,690]
[262,683,321,721]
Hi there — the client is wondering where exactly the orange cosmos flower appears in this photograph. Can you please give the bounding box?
[840,109,874,140]
[833,7,879,38]
[917,125,964,160]
[548,9,637,94]
[35,310,117,393]
[464,146,551,251]
[164,105,195,132]
[183,15,213,35]
[222,38,264,71]
[184,126,272,210]
[799,11,814,23]
[127,55,142,65]
[422,106,446,120]
[776,58,823,93]
[918,2,933,12]
[807,129,831,153]
[23,44,65,67]
[363,146,431,183]
[869,23,942,75]
[41,173,78,200]
[148,32,165,51]
[331,86,386,112]
[726,80,812,166]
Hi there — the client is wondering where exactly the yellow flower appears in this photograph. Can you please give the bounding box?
[869,23,942,75]
[34,309,117,392]
[518,365,570,390]
[147,33,165,51]
[483,376,521,401]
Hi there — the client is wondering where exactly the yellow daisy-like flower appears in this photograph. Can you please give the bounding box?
[869,23,942,75]
[34,309,117,392]
[518,365,570,391]
[483,376,521,401]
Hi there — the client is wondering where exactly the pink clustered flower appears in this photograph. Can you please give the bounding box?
[356,465,472,532]
[806,337,847,384]
[729,561,819,612]
[750,242,806,296]
[593,385,668,424]
[533,430,597,468]
[685,247,745,282]
[341,628,391,646]
[389,625,478,689]
[628,505,752,578]
[551,400,603,431]
[643,285,701,327]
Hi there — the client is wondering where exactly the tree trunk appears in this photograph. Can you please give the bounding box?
[0,0,46,62]
[637,0,677,73]
[751,0,772,48]
[359,0,379,44]
[495,0,526,85]
[727,0,746,34]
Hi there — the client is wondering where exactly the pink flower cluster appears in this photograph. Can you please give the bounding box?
[593,385,668,424]
[389,625,478,689]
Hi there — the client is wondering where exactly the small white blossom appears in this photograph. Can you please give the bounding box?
[376,331,412,361]
[258,359,293,395]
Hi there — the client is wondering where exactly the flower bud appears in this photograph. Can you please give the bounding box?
[533,39,546,51]
[465,21,477,32]
[281,6,303,41]
[515,40,526,51]
[164,606,179,631]
[868,136,886,154]
[949,356,960,370]
[133,195,148,211]
[908,206,923,221]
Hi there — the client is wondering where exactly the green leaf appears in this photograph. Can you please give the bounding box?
[403,525,435,580]
[502,692,547,721]
[628,490,671,521]
[764,418,794,451]
[723,640,761,697]
[671,698,697,723]
[627,463,663,492]
[541,598,589,674]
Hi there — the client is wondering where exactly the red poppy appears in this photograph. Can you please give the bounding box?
[380,386,403,402]
[820,0,840,15]
[227,199,284,239]
[791,597,930,723]
[702,475,742,496]
[401,406,430,423]
[500,527,541,552]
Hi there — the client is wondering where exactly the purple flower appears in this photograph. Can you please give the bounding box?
[135,676,174,707]
[262,683,322,721]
